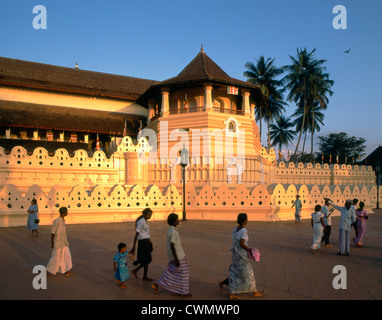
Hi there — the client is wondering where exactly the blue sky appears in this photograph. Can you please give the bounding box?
[1,0,381,156]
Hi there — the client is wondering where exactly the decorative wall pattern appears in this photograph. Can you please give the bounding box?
[0,181,379,227]
[0,139,379,227]
[276,161,375,186]
[0,145,119,193]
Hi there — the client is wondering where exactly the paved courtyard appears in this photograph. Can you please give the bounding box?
[1,209,381,301]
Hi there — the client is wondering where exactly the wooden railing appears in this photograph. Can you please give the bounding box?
[152,106,246,117]
[213,107,245,115]
[149,106,246,121]
[169,106,204,114]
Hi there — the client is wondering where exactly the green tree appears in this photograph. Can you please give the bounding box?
[244,56,284,143]
[283,48,333,159]
[291,102,325,156]
[264,91,288,147]
[316,132,366,164]
[270,115,296,152]
[308,71,334,161]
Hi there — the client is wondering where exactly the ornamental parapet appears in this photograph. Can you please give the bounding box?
[276,161,375,186]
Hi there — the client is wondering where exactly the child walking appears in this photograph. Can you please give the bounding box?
[114,243,130,288]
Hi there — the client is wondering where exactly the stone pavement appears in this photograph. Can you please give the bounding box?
[1,210,382,301]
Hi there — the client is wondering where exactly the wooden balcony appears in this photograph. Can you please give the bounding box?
[149,106,245,120]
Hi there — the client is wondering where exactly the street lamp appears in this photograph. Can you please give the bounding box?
[180,144,189,221]
[376,159,380,210]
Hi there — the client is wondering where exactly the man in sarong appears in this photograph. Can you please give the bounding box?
[326,198,356,256]
[46,207,74,277]
[152,213,191,297]
[291,195,302,223]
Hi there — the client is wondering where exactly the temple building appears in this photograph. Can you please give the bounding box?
[0,48,276,189]
[139,47,275,189]
[0,48,378,227]
[0,56,156,156]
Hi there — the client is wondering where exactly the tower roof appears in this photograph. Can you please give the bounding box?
[154,49,260,90]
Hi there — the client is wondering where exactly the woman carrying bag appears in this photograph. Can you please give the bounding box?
[228,213,265,300]
[27,199,39,237]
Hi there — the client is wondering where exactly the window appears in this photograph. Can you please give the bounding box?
[224,117,241,138]
[228,121,236,133]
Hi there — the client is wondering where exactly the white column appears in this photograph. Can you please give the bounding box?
[161,87,170,117]
[242,90,251,115]
[204,83,213,112]
[148,100,155,122]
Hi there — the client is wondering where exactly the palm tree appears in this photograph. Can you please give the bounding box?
[244,56,284,143]
[291,102,325,156]
[282,48,333,159]
[308,74,334,161]
[270,115,296,153]
[264,90,288,147]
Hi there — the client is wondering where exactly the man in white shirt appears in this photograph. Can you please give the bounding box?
[326,198,356,256]
[130,208,154,281]
[321,199,334,247]
[46,207,74,276]
[152,213,191,297]
[291,195,302,223]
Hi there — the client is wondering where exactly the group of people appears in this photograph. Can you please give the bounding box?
[126,207,192,297]
[26,194,369,299]
[308,197,369,255]
[26,200,265,300]
[27,202,74,277]
[118,208,264,300]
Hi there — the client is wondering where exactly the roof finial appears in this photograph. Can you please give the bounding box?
[75,62,79,69]
[201,44,204,52]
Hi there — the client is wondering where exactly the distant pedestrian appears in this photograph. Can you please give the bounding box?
[310,205,326,253]
[27,199,39,238]
[351,198,359,237]
[353,202,368,247]
[228,213,264,300]
[46,207,74,276]
[326,198,356,256]
[291,195,302,223]
[114,242,130,288]
[130,208,154,281]
[321,199,334,247]
[152,213,191,297]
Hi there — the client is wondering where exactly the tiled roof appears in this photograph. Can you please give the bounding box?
[0,57,158,101]
[155,49,261,90]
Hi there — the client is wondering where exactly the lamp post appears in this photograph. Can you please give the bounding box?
[180,144,189,221]
[376,159,380,210]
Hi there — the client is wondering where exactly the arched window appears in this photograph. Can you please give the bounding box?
[228,121,236,133]
[224,117,241,138]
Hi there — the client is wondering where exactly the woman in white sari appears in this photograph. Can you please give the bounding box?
[310,205,326,253]
[228,213,264,300]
